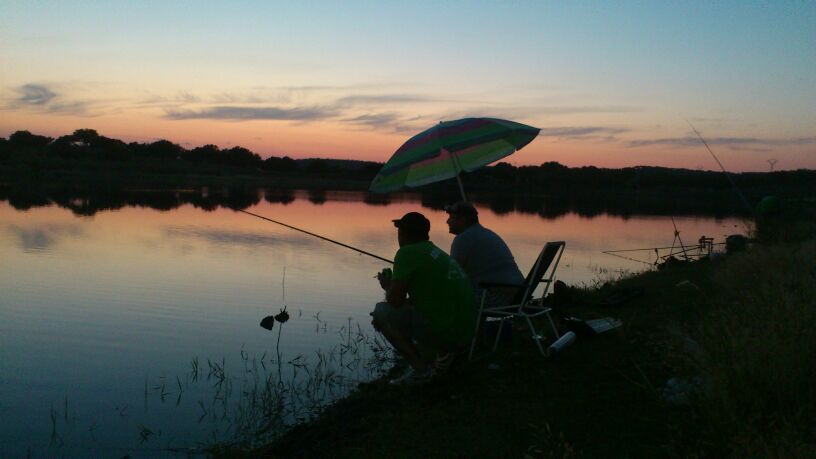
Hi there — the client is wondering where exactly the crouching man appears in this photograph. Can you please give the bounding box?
[372,212,477,385]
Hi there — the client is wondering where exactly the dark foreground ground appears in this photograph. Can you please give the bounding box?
[213,216,816,458]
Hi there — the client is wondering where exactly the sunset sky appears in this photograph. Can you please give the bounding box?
[1,1,814,171]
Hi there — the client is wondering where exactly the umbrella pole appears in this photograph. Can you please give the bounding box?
[455,173,468,202]
[449,151,468,202]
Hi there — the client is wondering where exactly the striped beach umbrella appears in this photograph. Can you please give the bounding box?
[369,117,540,201]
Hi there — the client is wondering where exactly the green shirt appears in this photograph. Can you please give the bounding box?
[392,241,477,344]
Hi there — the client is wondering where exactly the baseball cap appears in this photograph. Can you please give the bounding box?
[444,201,478,219]
[392,212,431,235]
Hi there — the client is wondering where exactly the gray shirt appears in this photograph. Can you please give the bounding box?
[450,223,524,289]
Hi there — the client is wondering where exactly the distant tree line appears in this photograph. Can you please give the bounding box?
[1,129,814,200]
[521,160,807,191]
[0,128,307,171]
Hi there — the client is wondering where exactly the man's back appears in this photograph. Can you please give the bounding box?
[451,223,524,287]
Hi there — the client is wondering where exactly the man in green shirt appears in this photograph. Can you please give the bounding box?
[372,211,477,385]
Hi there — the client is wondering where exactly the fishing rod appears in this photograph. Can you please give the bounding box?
[603,242,725,253]
[670,216,690,262]
[686,121,756,219]
[603,240,726,265]
[237,209,394,264]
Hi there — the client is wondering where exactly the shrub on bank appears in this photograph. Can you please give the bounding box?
[754,196,816,244]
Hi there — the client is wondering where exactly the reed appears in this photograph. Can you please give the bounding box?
[139,316,394,452]
[49,404,58,447]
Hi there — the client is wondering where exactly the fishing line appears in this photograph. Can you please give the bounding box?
[238,209,394,264]
[601,251,655,266]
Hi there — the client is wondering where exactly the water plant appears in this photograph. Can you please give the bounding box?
[136,314,394,452]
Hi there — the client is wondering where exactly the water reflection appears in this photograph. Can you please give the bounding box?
[363,192,390,206]
[6,222,85,251]
[307,189,327,205]
[265,189,295,205]
[163,225,319,249]
[0,183,748,219]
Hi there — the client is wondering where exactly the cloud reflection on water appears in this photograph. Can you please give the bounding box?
[162,225,319,250]
[6,223,85,252]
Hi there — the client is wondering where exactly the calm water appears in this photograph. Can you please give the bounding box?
[0,190,742,457]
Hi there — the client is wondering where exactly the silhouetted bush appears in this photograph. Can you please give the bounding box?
[222,146,262,168]
[263,155,297,172]
[754,197,816,243]
[92,136,130,161]
[9,130,52,148]
[49,134,90,159]
[134,139,184,160]
[182,144,220,163]
[306,158,328,173]
[0,138,9,160]
[45,129,129,160]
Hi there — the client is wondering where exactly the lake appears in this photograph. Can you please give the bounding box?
[0,189,743,457]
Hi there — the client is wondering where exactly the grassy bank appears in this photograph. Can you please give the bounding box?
[677,241,816,457]
[210,230,815,458]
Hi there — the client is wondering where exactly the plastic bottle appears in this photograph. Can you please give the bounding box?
[547,331,576,356]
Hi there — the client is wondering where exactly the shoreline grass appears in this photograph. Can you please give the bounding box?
[676,240,816,458]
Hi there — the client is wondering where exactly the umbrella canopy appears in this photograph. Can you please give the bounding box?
[369,117,540,200]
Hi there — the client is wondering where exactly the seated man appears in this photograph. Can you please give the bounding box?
[445,201,524,306]
[372,211,477,385]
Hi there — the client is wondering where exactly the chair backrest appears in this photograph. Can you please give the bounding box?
[512,241,565,306]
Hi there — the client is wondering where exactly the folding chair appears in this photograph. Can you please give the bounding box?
[468,241,566,359]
